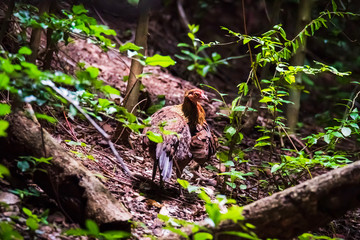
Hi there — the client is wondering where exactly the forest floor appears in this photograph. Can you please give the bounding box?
[55,38,360,240]
[1,4,360,240]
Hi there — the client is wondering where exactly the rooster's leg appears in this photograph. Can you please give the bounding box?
[173,161,184,195]
[158,163,164,189]
[152,160,158,182]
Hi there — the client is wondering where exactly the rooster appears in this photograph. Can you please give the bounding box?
[143,89,217,186]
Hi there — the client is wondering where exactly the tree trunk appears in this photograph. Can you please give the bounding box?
[286,0,313,133]
[214,160,360,239]
[0,112,132,230]
[161,160,360,239]
[43,1,57,70]
[112,0,150,144]
[242,0,283,135]
[0,0,15,43]
[28,0,53,64]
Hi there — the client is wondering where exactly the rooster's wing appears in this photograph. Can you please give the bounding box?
[144,106,192,181]
[190,123,218,165]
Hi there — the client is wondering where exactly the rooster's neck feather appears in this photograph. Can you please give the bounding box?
[182,97,206,127]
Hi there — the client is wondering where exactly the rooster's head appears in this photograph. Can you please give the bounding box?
[185,89,208,104]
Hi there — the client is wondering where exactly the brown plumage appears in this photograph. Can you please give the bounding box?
[190,124,218,166]
[143,89,217,184]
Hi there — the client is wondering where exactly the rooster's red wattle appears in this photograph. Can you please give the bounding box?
[143,89,217,185]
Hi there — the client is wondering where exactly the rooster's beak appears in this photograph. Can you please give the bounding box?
[200,92,209,101]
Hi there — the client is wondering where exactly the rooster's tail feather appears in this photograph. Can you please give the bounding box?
[156,144,173,181]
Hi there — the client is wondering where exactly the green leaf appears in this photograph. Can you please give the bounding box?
[198,190,211,204]
[177,179,189,189]
[271,163,282,173]
[101,85,121,96]
[20,62,41,78]
[98,98,111,108]
[188,32,195,41]
[35,113,57,124]
[205,203,221,226]
[65,140,87,147]
[177,42,191,48]
[0,103,11,116]
[243,38,251,44]
[127,0,139,6]
[205,165,218,172]
[219,205,245,224]
[224,126,236,137]
[0,164,10,178]
[323,134,331,144]
[223,160,235,167]
[284,74,295,84]
[187,184,200,193]
[259,96,273,103]
[32,156,52,164]
[350,110,359,120]
[2,59,14,73]
[69,105,77,118]
[341,127,351,137]
[86,66,99,78]
[332,131,343,138]
[237,82,248,96]
[254,142,270,147]
[119,42,142,52]
[147,100,165,115]
[146,131,163,143]
[194,232,213,240]
[26,218,39,231]
[0,222,23,239]
[0,120,9,137]
[22,207,33,217]
[239,184,247,190]
[157,214,170,222]
[125,112,137,123]
[101,230,131,239]
[331,0,337,12]
[226,182,236,189]
[232,106,246,112]
[221,231,258,240]
[85,220,99,236]
[216,151,228,164]
[163,226,188,238]
[18,46,32,55]
[219,170,253,180]
[65,228,88,236]
[0,73,10,89]
[72,4,88,15]
[17,161,30,172]
[145,54,176,67]
[256,136,270,141]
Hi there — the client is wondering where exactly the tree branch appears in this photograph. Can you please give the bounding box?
[41,80,133,177]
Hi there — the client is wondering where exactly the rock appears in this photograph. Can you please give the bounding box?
[0,191,20,205]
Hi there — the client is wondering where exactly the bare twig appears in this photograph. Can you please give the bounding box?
[92,6,123,46]
[333,87,360,147]
[63,111,78,141]
[46,106,73,137]
[176,0,190,30]
[42,80,133,177]
[113,98,147,144]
